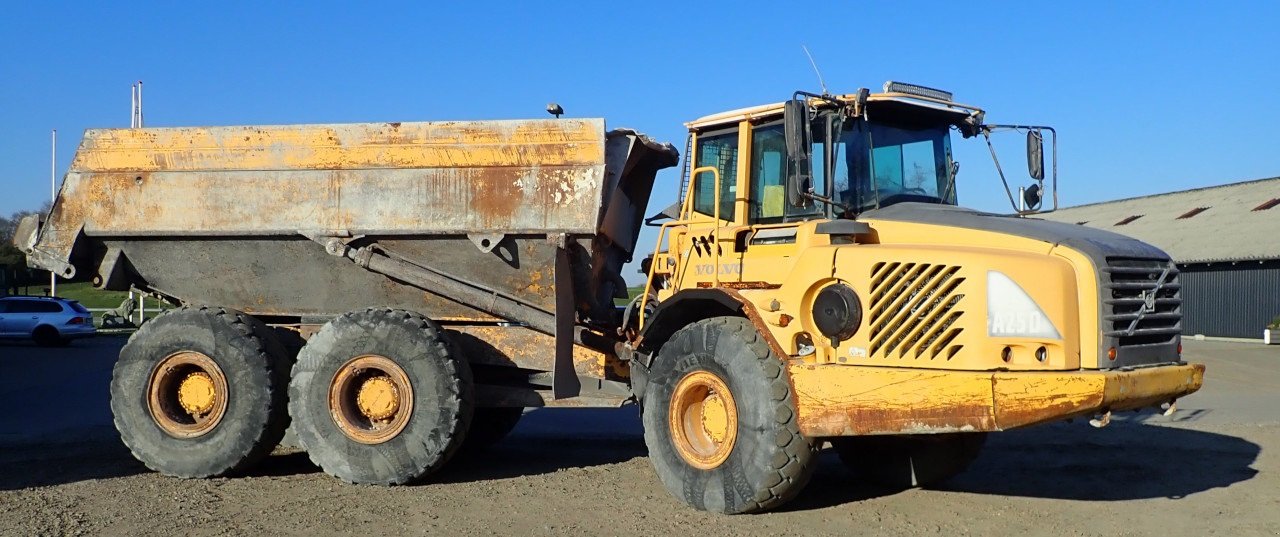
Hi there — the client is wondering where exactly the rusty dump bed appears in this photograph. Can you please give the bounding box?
[19,119,678,385]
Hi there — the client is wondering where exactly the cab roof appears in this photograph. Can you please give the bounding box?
[684,91,984,131]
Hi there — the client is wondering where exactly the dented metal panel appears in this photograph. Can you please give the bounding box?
[790,361,1204,437]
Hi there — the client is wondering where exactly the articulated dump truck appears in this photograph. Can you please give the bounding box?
[17,82,1203,514]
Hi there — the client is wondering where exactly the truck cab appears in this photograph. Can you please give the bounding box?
[630,83,1203,513]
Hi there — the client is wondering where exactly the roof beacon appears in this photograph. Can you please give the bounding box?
[883,81,954,102]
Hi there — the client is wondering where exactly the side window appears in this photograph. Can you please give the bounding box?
[749,124,787,223]
[692,129,738,221]
[6,300,36,313]
[35,302,63,313]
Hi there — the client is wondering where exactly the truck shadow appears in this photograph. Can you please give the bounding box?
[246,408,648,484]
[785,421,1261,511]
[437,407,648,483]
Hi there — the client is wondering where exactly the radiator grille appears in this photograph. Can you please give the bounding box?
[1102,258,1182,347]
[868,262,967,360]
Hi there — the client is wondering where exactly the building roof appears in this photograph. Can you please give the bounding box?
[1036,176,1280,264]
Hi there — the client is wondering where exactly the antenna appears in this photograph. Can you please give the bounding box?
[801,45,828,96]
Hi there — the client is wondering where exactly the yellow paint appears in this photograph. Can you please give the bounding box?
[790,361,1204,437]
[669,370,738,470]
[177,372,216,415]
[71,120,605,172]
[356,376,400,421]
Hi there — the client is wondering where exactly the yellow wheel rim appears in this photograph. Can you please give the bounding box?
[668,370,738,470]
[329,354,413,445]
[147,351,229,438]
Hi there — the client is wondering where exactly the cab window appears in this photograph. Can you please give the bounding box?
[749,124,787,223]
[750,122,827,223]
[691,129,738,221]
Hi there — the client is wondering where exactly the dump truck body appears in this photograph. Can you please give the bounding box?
[20,119,677,387]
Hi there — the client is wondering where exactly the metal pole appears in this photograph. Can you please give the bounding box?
[50,129,57,297]
[137,81,143,127]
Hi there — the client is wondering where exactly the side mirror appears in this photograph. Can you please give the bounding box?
[784,99,813,208]
[1027,129,1045,181]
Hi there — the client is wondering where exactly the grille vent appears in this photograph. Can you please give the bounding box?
[1102,258,1182,346]
[868,262,967,360]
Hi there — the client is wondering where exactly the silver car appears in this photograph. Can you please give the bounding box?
[0,296,97,346]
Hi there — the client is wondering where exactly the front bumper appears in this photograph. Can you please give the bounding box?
[789,362,1205,437]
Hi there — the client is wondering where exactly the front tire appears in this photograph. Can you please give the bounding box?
[289,308,473,485]
[642,316,816,514]
[110,306,291,478]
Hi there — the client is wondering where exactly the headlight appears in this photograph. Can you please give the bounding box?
[987,271,1061,339]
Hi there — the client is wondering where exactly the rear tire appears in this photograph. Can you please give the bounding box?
[33,326,65,347]
[461,407,525,451]
[642,316,817,514]
[289,308,473,485]
[110,306,291,478]
[830,433,987,488]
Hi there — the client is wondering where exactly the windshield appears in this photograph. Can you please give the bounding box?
[825,118,956,214]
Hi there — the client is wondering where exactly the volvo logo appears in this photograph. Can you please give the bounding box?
[1140,288,1158,313]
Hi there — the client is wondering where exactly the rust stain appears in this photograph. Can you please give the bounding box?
[695,281,782,290]
[70,120,605,172]
[453,325,611,378]
[791,362,1206,438]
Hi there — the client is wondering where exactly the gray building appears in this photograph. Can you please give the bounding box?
[1038,176,1280,338]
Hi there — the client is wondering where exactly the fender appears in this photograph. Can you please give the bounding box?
[630,288,790,403]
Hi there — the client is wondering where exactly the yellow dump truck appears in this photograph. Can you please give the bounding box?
[16,82,1203,514]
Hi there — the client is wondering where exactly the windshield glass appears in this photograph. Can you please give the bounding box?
[828,118,956,214]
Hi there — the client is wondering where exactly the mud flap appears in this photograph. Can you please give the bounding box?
[553,245,580,399]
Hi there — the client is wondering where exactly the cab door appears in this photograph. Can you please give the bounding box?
[731,121,825,285]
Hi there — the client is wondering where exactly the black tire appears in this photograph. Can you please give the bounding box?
[110,306,291,478]
[642,316,817,514]
[461,407,525,452]
[830,433,987,488]
[33,325,64,347]
[289,308,473,485]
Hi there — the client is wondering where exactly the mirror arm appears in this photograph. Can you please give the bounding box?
[1049,126,1059,212]
[982,128,1021,213]
[984,124,1060,216]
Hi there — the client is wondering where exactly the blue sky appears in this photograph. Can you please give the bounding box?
[3,2,1279,281]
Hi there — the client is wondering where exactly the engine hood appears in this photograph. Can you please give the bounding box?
[860,202,1181,370]
[859,203,1169,263]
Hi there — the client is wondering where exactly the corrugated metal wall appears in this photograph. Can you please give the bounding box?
[1179,260,1280,338]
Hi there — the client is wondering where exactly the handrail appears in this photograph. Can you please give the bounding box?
[639,166,722,330]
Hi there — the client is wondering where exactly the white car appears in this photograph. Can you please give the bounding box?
[0,296,97,346]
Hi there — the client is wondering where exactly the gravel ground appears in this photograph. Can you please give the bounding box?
[1,339,1276,536]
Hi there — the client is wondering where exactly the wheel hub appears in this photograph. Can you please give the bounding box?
[177,372,217,415]
[356,376,400,421]
[329,354,414,445]
[701,392,729,443]
[147,350,229,438]
[669,370,738,470]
